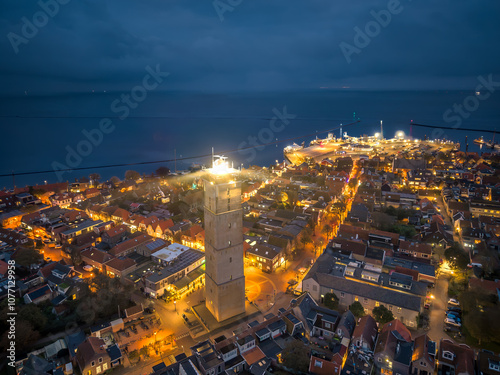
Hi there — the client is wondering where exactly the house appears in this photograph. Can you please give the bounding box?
[398,241,432,260]
[81,248,113,272]
[124,304,144,320]
[246,243,284,272]
[438,339,475,375]
[411,334,436,375]
[294,292,340,339]
[107,234,153,257]
[101,224,129,247]
[151,219,174,239]
[302,252,422,328]
[23,284,54,304]
[477,350,500,375]
[76,337,122,375]
[351,315,378,352]
[374,319,413,375]
[104,257,136,278]
[181,224,205,250]
[337,310,356,339]
[111,207,130,223]
[191,340,225,375]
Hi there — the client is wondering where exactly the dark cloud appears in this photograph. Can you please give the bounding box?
[0,0,498,94]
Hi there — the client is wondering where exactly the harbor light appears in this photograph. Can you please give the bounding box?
[374,132,380,138]
[396,131,404,139]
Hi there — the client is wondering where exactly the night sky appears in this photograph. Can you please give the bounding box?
[1,0,499,95]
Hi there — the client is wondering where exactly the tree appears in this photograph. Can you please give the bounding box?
[70,248,82,266]
[300,232,312,249]
[125,170,141,181]
[321,224,332,240]
[110,176,121,185]
[348,177,358,189]
[372,305,394,324]
[281,340,310,373]
[0,320,40,352]
[313,237,324,258]
[89,173,101,182]
[444,242,469,270]
[156,166,170,177]
[323,293,339,310]
[349,301,365,318]
[14,248,42,268]
[18,304,48,331]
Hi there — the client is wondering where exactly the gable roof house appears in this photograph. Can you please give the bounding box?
[351,315,378,352]
[337,310,356,339]
[438,339,475,375]
[411,334,436,375]
[81,248,114,272]
[23,284,54,304]
[101,224,129,247]
[76,337,122,375]
[374,319,413,375]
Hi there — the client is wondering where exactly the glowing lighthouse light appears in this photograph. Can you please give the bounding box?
[209,155,237,175]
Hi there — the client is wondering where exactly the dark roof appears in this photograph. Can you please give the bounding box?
[106,344,122,361]
[26,284,52,301]
[255,328,271,338]
[338,310,356,335]
[65,330,86,358]
[268,319,286,331]
[258,339,282,359]
[147,249,204,282]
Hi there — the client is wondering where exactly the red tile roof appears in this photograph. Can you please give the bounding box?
[108,234,152,257]
[380,319,411,342]
[105,257,136,272]
[81,248,113,264]
[104,224,128,238]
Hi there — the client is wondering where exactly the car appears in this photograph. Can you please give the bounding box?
[447,311,461,318]
[83,265,93,272]
[448,298,460,306]
[448,306,462,313]
[445,318,461,327]
[444,325,461,333]
[447,314,461,322]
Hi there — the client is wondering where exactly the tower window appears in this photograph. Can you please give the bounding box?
[230,257,232,263]
[227,188,230,195]
[228,241,231,246]
[228,223,231,228]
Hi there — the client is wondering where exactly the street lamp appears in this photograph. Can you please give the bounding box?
[174,300,176,312]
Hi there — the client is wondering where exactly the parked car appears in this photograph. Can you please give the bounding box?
[447,311,461,318]
[83,265,93,272]
[447,314,461,322]
[448,298,460,306]
[447,306,461,313]
[444,325,460,333]
[445,318,461,327]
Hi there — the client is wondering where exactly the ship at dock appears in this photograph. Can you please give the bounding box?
[474,136,500,151]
